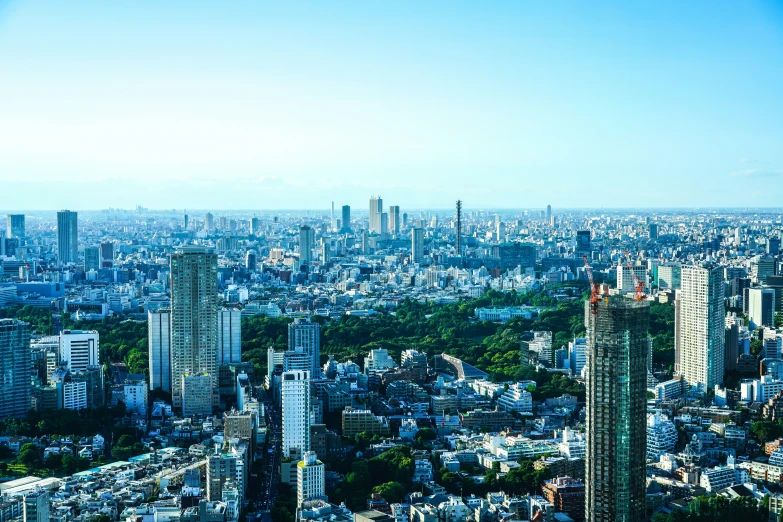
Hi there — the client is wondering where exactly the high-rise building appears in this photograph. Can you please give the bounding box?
[584,297,649,522]
[6,215,24,240]
[59,330,99,372]
[297,451,325,508]
[657,262,682,290]
[748,288,775,329]
[388,206,400,235]
[250,217,259,235]
[282,370,310,460]
[369,196,383,234]
[648,223,659,240]
[0,319,31,418]
[207,439,248,506]
[204,212,214,231]
[380,212,389,237]
[675,265,725,390]
[546,204,552,223]
[340,205,351,233]
[170,247,218,411]
[100,242,114,268]
[23,490,49,522]
[218,309,242,365]
[182,372,214,416]
[57,210,78,264]
[288,318,321,377]
[148,309,172,393]
[84,246,100,272]
[246,251,257,272]
[411,228,424,264]
[299,226,315,267]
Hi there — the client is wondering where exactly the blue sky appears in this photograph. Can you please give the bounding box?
[1,1,782,210]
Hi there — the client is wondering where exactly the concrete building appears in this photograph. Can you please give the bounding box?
[585,297,649,522]
[84,246,100,272]
[148,309,171,393]
[388,206,400,235]
[657,262,682,290]
[297,451,325,508]
[182,373,214,416]
[299,226,315,266]
[170,247,218,411]
[748,288,776,329]
[23,490,49,522]
[341,407,390,438]
[369,196,383,234]
[59,330,99,373]
[288,318,321,377]
[217,309,242,365]
[207,440,248,508]
[411,228,424,264]
[282,370,310,460]
[56,210,78,264]
[0,319,31,418]
[647,413,677,460]
[341,205,351,233]
[6,214,24,240]
[676,265,725,391]
[496,383,533,413]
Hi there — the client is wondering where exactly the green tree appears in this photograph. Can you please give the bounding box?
[18,443,39,467]
[372,482,406,504]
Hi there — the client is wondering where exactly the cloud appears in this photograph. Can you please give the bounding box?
[728,168,783,178]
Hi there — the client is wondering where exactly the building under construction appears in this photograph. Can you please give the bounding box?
[584,296,649,522]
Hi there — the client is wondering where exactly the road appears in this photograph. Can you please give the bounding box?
[257,387,282,516]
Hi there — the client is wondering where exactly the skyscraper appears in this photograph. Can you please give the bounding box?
[288,318,321,377]
[0,319,31,418]
[369,196,382,234]
[204,212,214,231]
[84,246,100,272]
[748,288,775,329]
[546,204,552,223]
[100,242,114,268]
[6,215,24,240]
[148,309,171,393]
[282,370,310,460]
[217,308,242,365]
[675,265,725,391]
[585,297,649,522]
[411,228,424,264]
[57,210,78,264]
[299,226,315,266]
[388,206,400,235]
[250,217,259,235]
[341,205,351,233]
[170,247,218,411]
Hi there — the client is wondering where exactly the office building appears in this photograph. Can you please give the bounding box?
[218,309,242,365]
[100,242,114,268]
[282,370,310,460]
[542,477,585,522]
[748,288,775,329]
[0,319,31,418]
[675,265,725,390]
[204,213,214,231]
[246,251,257,272]
[57,210,78,264]
[299,226,315,266]
[84,246,100,272]
[6,214,24,240]
[648,223,659,240]
[124,378,148,416]
[59,330,99,372]
[249,217,259,235]
[657,262,682,290]
[148,310,171,393]
[288,318,321,377]
[575,230,591,254]
[369,196,382,234]
[297,451,326,508]
[617,264,648,295]
[388,206,400,235]
[23,490,49,522]
[182,372,214,416]
[585,297,649,522]
[207,440,248,507]
[411,228,424,264]
[170,247,219,411]
[340,205,351,233]
[546,205,552,223]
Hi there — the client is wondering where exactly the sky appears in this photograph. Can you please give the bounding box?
[0,1,782,211]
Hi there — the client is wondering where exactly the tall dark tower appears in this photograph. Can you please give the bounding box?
[455,200,462,259]
[585,296,649,522]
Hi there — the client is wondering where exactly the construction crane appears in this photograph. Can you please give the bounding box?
[582,255,601,314]
[623,249,647,301]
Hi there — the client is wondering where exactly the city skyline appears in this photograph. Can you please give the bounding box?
[1,2,783,209]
